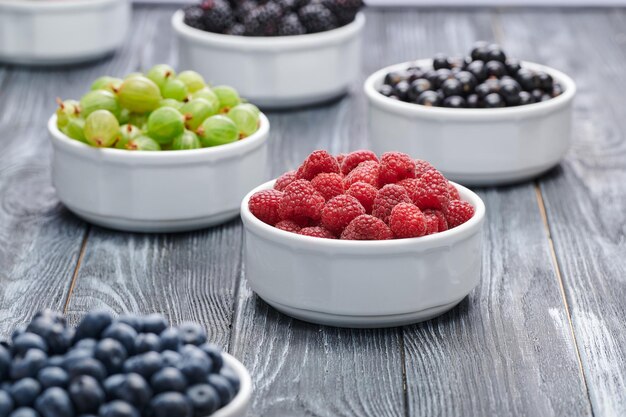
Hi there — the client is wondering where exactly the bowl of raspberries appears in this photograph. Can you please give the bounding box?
[364,42,577,186]
[0,310,252,417]
[241,150,485,328]
[172,0,365,108]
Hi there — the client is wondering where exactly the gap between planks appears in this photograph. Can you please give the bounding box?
[533,183,592,410]
[63,225,91,314]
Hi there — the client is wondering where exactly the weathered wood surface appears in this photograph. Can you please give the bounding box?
[0,5,625,417]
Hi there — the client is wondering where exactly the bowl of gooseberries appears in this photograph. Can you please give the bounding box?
[48,65,270,233]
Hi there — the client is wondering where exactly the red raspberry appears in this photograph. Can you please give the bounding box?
[296,150,340,181]
[371,184,411,224]
[423,209,448,234]
[446,200,475,228]
[320,195,365,235]
[275,220,302,233]
[379,152,416,185]
[311,173,344,201]
[336,153,347,166]
[274,170,297,191]
[340,215,393,240]
[343,160,380,189]
[278,179,325,223]
[248,189,283,225]
[412,170,450,212]
[396,178,419,202]
[448,182,460,200]
[389,203,427,239]
[340,150,379,175]
[345,182,378,213]
[415,159,436,178]
[299,226,336,239]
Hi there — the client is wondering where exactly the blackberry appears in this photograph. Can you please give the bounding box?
[322,0,363,25]
[183,5,206,30]
[234,0,257,22]
[225,23,245,35]
[201,0,235,33]
[298,3,338,33]
[278,13,306,36]
[244,2,283,36]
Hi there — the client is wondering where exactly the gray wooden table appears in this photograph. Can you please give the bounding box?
[1,5,625,417]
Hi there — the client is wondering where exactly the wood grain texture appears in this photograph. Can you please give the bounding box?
[497,8,626,416]
[368,9,592,417]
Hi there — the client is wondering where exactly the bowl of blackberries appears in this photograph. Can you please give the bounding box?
[364,42,576,186]
[0,310,252,417]
[172,0,365,109]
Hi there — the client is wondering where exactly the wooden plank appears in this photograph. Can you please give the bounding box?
[371,9,592,417]
[497,8,626,416]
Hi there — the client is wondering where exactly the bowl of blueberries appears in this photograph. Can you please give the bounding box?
[364,42,576,186]
[0,310,252,417]
[172,0,365,109]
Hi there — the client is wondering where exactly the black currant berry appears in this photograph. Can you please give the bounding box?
[442,95,466,108]
[483,93,505,108]
[416,91,441,107]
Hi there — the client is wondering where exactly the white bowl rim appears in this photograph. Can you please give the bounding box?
[241,179,486,251]
[171,9,366,50]
[0,0,124,11]
[364,59,576,120]
[48,113,270,163]
[211,352,252,417]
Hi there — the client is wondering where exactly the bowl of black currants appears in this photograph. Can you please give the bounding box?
[0,311,252,417]
[172,0,365,109]
[364,42,576,186]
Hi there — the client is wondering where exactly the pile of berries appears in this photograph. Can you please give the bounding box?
[183,0,364,37]
[378,41,564,108]
[56,65,261,151]
[0,310,241,417]
[248,150,475,240]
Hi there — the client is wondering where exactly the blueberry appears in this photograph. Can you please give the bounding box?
[406,78,431,103]
[98,401,139,417]
[160,351,182,369]
[159,329,181,352]
[207,374,236,407]
[37,367,69,389]
[432,53,450,70]
[465,60,487,83]
[61,349,93,370]
[34,387,73,417]
[505,58,521,75]
[8,407,39,417]
[11,350,47,380]
[0,389,14,417]
[123,352,162,380]
[68,376,104,414]
[149,393,191,417]
[442,95,466,108]
[11,328,26,342]
[486,43,506,62]
[94,339,127,375]
[33,311,65,326]
[45,357,64,368]
[40,324,72,356]
[198,345,223,374]
[103,374,151,410]
[466,94,480,108]
[73,340,97,352]
[178,324,207,347]
[101,324,136,356]
[483,93,505,108]
[219,366,240,392]
[440,78,463,97]
[73,311,113,343]
[0,346,11,381]
[415,90,441,107]
[150,367,187,394]
[134,334,161,354]
[13,334,48,356]
[485,60,506,78]
[186,385,219,417]
[116,316,143,333]
[140,315,168,335]
[454,71,477,94]
[10,379,41,407]
[66,358,107,382]
[470,41,489,61]
[177,346,212,384]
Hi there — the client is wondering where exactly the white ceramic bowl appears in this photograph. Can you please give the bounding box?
[365,60,576,186]
[172,10,365,109]
[240,180,486,328]
[213,353,252,417]
[0,0,130,65]
[48,114,269,233]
